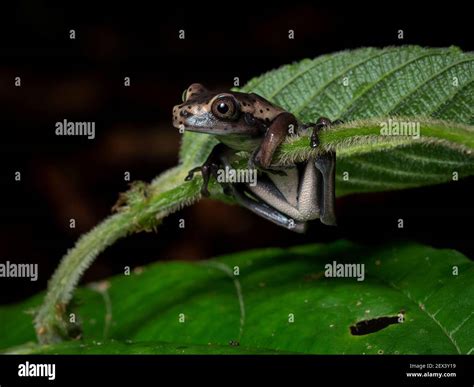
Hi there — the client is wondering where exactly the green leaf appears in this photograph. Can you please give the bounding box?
[242,46,473,124]
[5,241,474,354]
[181,45,474,196]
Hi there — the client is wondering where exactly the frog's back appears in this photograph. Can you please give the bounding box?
[233,92,286,123]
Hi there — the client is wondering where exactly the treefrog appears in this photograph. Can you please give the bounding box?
[172,83,340,232]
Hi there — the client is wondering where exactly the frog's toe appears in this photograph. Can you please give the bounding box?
[310,132,320,148]
[184,166,201,181]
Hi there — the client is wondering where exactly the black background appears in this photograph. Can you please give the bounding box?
[0,3,473,304]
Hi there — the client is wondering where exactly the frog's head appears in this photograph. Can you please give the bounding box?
[172,83,262,135]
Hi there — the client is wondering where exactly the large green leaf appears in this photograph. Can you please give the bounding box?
[4,241,474,354]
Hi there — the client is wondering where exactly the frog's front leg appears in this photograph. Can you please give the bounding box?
[251,112,297,169]
[185,143,234,197]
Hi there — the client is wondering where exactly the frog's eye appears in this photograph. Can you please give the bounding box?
[211,96,239,120]
[181,89,188,102]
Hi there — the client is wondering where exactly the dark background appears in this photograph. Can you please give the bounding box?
[0,4,472,303]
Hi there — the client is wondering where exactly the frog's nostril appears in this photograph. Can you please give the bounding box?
[180,110,191,118]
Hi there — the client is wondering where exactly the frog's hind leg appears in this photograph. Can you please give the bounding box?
[219,156,306,232]
[305,116,338,225]
[295,160,321,220]
[314,152,337,226]
[229,184,307,233]
[189,143,309,232]
[246,163,322,223]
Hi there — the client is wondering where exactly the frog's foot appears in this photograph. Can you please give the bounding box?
[185,167,203,181]
[310,117,344,148]
[185,164,219,197]
[185,143,234,197]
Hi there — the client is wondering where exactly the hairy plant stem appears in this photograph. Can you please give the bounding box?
[34,166,202,344]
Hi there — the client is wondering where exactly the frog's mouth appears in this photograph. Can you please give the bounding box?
[182,124,254,135]
[182,126,217,134]
[174,114,247,135]
[173,113,211,132]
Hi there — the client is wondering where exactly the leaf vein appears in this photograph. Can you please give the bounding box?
[388,281,461,354]
[292,50,390,116]
[388,58,474,114]
[341,51,448,118]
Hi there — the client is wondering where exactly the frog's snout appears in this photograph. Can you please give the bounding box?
[172,103,194,130]
[172,105,184,128]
